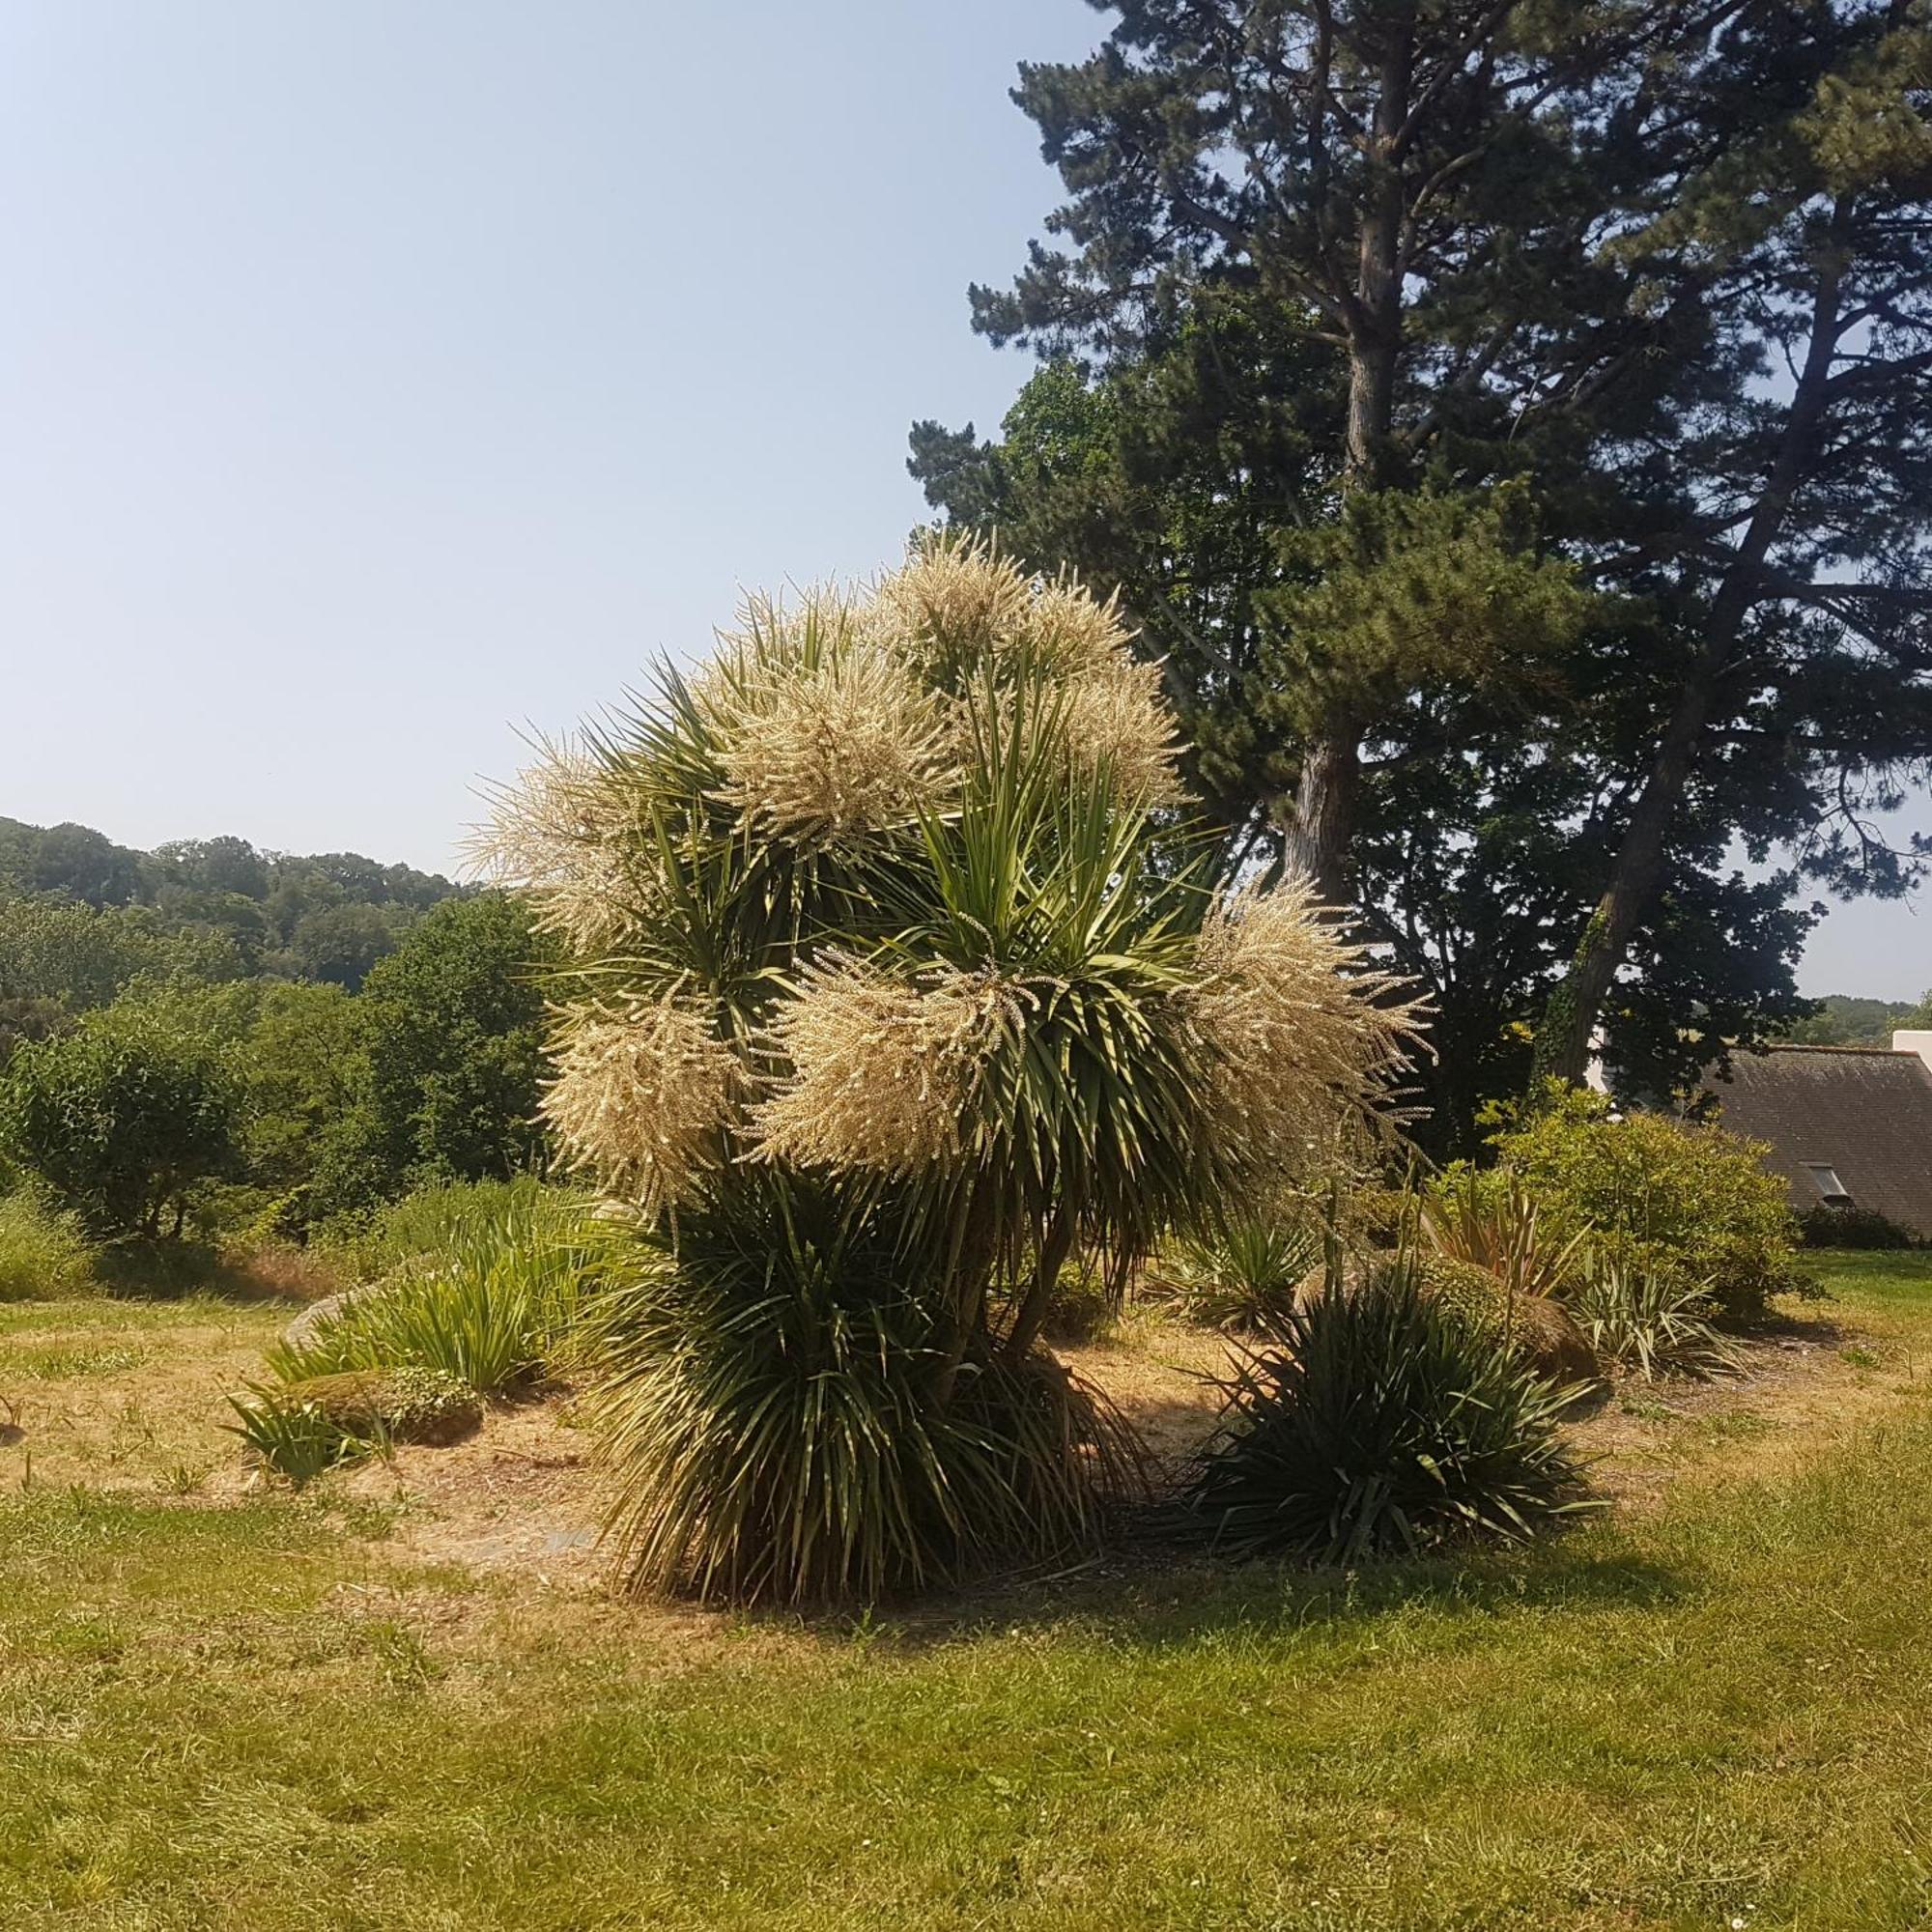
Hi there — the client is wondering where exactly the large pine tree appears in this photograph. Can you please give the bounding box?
[917,0,1932,1128]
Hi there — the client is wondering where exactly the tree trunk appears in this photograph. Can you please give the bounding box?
[1534,217,1851,1087]
[1002,1200,1081,1369]
[1532,667,1719,1085]
[1281,724,1362,901]
[1282,15,1410,899]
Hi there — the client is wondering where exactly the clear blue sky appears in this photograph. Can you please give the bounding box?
[1,2,1923,997]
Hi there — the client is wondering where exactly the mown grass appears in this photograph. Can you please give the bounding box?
[1,1254,1930,1928]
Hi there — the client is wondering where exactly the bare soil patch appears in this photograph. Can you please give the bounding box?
[336,1391,612,1589]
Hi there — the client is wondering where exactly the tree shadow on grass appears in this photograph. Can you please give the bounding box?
[734,1517,1696,1660]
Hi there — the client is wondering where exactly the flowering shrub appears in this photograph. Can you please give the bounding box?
[479,537,1426,1602]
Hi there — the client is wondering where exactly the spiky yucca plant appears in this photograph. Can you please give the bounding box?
[1150,1213,1323,1333]
[1186,1252,1589,1563]
[585,1176,1145,1603]
[481,536,1424,1602]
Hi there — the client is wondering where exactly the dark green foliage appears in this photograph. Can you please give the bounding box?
[284,903,400,991]
[0,817,147,905]
[0,815,458,989]
[1484,1086,1811,1322]
[918,0,1932,1136]
[0,897,244,1034]
[1184,1258,1588,1564]
[583,1179,1143,1605]
[0,1004,242,1240]
[0,822,543,1229]
[315,894,553,1214]
[1798,1204,1918,1250]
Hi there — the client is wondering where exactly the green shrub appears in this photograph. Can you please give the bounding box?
[1475,1084,1808,1322]
[276,1366,481,1444]
[1566,1254,1735,1380]
[1415,1251,1601,1390]
[1183,1253,1588,1564]
[1797,1204,1916,1250]
[276,1185,613,1393]
[0,1190,100,1300]
[1149,1212,1321,1333]
[1038,1249,1129,1344]
[0,1003,242,1240]
[582,1179,1144,1605]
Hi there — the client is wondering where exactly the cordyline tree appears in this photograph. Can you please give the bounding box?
[482,540,1421,1602]
[914,0,1932,1125]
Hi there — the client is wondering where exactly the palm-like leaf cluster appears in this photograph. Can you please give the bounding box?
[479,536,1425,1601]
[1186,1253,1589,1563]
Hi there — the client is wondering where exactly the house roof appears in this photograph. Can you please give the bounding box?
[1703,1045,1932,1232]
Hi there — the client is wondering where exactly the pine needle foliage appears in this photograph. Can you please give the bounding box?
[479,535,1425,1602]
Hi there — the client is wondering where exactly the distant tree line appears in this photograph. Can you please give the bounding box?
[0,818,551,1246]
[1776,993,1932,1046]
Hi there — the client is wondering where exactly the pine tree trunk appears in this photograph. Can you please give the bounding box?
[1283,14,1410,900]
[1534,219,1850,1088]
[1282,725,1361,900]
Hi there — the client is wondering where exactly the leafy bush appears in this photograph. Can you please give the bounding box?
[0,1002,242,1240]
[1478,1085,1808,1322]
[1183,1254,1587,1564]
[1797,1204,1916,1250]
[276,1366,481,1444]
[277,1184,611,1393]
[0,1190,99,1300]
[1566,1254,1735,1380]
[1416,1252,1601,1390]
[582,1179,1144,1605]
[1148,1212,1321,1332]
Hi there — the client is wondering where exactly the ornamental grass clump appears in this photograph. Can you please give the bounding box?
[480,534,1426,1604]
[1149,1212,1323,1333]
[1184,1251,1590,1564]
[1566,1252,1736,1380]
[278,1188,613,1394]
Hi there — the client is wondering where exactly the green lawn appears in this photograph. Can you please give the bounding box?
[5,1253,1932,1929]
